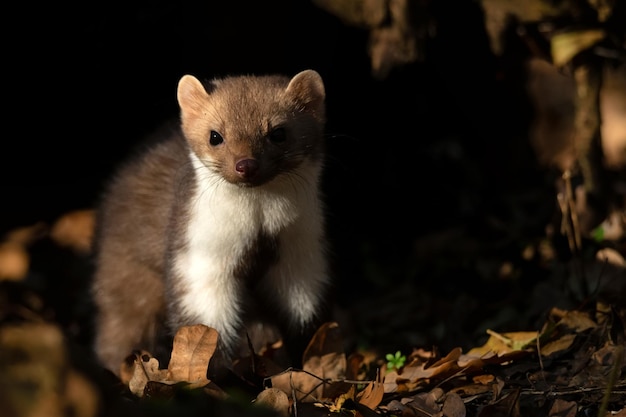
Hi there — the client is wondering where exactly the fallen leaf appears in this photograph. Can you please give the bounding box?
[549,308,597,332]
[270,322,349,402]
[0,242,29,281]
[466,330,538,356]
[255,387,290,417]
[50,209,95,253]
[356,367,384,410]
[128,354,167,397]
[540,333,577,357]
[4,222,48,246]
[0,222,47,281]
[167,324,217,384]
[551,29,605,68]
[442,391,466,417]
[549,399,577,417]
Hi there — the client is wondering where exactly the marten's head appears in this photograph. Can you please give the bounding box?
[177,70,326,187]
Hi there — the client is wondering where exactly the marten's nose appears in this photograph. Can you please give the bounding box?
[235,158,259,179]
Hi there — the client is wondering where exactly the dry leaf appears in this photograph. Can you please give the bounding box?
[128,354,167,397]
[0,222,47,281]
[255,387,290,417]
[0,242,29,281]
[466,330,538,356]
[540,333,577,357]
[442,391,466,417]
[50,209,95,253]
[549,399,577,417]
[385,347,463,393]
[270,322,349,402]
[167,324,217,384]
[328,385,355,413]
[120,350,154,385]
[4,222,48,246]
[550,308,597,332]
[596,247,626,267]
[356,368,384,410]
[406,388,444,415]
[551,29,605,68]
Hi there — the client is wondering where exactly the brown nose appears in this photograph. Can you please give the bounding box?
[235,158,259,179]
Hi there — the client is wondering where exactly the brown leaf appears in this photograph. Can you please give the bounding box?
[167,324,217,384]
[128,354,167,397]
[4,222,48,246]
[120,350,154,385]
[0,242,29,281]
[302,321,345,363]
[405,388,444,416]
[442,391,466,417]
[270,368,322,402]
[0,222,47,281]
[270,322,349,402]
[50,209,95,253]
[385,347,462,394]
[551,29,605,68]
[356,368,384,410]
[255,387,291,417]
[477,389,521,417]
[540,333,577,357]
[467,330,538,356]
[551,308,597,332]
[549,399,577,417]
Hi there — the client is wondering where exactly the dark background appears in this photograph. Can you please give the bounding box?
[3,0,562,354]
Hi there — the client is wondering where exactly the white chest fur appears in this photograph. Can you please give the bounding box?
[171,152,328,352]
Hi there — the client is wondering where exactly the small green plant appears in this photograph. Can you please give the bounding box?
[385,350,406,371]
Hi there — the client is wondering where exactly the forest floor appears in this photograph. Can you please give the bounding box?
[1,168,625,417]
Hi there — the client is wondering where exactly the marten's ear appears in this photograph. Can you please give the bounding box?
[286,70,325,120]
[177,75,210,119]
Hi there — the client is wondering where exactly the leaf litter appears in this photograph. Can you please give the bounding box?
[0,208,625,417]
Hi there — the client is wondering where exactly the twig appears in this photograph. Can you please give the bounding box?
[598,344,624,417]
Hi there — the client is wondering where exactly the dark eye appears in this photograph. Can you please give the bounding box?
[269,127,286,144]
[209,130,224,146]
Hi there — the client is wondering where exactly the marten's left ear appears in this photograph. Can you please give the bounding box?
[286,70,325,119]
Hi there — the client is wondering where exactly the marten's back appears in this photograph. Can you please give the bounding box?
[93,129,191,282]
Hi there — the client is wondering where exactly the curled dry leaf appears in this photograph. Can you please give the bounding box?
[356,367,384,410]
[120,350,156,385]
[128,354,166,397]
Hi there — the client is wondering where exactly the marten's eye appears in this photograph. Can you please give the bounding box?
[209,130,224,146]
[269,127,287,144]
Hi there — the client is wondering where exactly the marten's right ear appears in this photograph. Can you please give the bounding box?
[177,75,210,119]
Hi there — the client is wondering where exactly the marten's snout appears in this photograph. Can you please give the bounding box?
[235,158,259,179]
